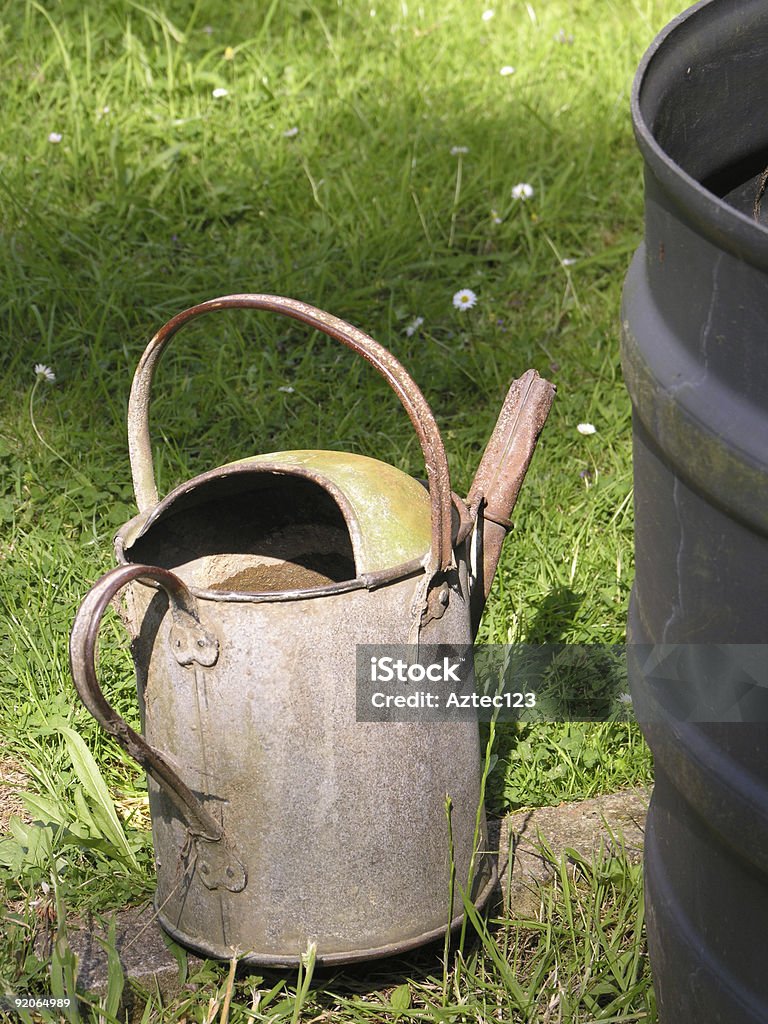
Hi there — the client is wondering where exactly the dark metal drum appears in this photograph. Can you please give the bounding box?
[622,2,768,1019]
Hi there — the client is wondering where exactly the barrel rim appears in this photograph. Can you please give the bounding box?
[631,0,768,272]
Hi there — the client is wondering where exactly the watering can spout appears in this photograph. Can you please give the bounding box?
[467,369,556,635]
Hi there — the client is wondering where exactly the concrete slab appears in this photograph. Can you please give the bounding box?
[58,787,650,1012]
[50,905,205,1015]
[491,786,649,919]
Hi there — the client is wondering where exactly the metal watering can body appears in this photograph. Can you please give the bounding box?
[70,295,554,966]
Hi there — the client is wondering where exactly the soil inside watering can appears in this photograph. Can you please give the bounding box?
[126,473,357,592]
[206,550,349,592]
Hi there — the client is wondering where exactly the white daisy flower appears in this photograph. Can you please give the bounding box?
[577,422,596,435]
[561,257,577,267]
[278,385,295,393]
[282,126,299,137]
[48,132,62,144]
[405,316,424,337]
[450,145,469,155]
[453,289,477,311]
[617,692,633,705]
[212,87,229,98]
[34,364,56,383]
[482,9,495,20]
[511,182,534,201]
[500,65,516,76]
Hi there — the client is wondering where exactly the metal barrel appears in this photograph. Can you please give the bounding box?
[621,1,768,1019]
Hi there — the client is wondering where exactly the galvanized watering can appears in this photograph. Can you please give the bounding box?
[70,295,554,966]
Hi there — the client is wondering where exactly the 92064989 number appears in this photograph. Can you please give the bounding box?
[13,997,72,1009]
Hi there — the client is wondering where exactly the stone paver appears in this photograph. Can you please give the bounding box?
[490,787,649,919]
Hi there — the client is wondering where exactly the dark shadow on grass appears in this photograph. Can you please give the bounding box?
[525,586,584,643]
[485,586,583,815]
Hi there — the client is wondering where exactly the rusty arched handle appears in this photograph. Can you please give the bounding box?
[127,294,454,576]
[69,563,246,891]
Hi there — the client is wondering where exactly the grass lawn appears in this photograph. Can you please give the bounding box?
[0,0,684,1019]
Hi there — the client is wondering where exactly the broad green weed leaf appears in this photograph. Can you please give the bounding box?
[21,791,68,827]
[390,983,411,1012]
[160,930,189,987]
[6,820,54,870]
[0,835,25,871]
[59,727,137,867]
[98,916,125,1020]
[73,784,103,840]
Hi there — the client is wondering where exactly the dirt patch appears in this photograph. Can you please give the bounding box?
[0,750,31,833]
[209,551,356,592]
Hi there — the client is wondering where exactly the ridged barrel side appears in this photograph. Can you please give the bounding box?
[622,1,768,1019]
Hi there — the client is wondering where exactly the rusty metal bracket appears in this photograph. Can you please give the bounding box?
[194,835,247,892]
[69,563,247,893]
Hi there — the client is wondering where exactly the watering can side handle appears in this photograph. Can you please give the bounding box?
[69,563,247,892]
[127,294,454,577]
